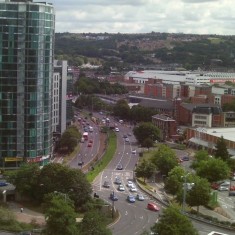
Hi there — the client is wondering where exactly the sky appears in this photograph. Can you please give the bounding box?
[48,0,235,35]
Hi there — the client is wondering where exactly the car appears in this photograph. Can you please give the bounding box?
[89,139,93,143]
[118,184,125,191]
[127,194,136,203]
[0,182,8,187]
[116,163,123,170]
[147,202,160,211]
[78,161,84,166]
[136,194,144,201]
[218,185,229,191]
[110,192,118,201]
[115,127,119,132]
[181,156,189,161]
[220,181,230,187]
[211,182,220,190]
[103,181,110,188]
[130,185,137,192]
[132,150,136,154]
[128,133,132,136]
[127,180,134,187]
[19,232,32,235]
[125,138,130,142]
[87,142,92,147]
[114,177,122,185]
[119,119,124,124]
[123,134,127,138]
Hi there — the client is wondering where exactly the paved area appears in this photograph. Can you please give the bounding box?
[7,202,45,225]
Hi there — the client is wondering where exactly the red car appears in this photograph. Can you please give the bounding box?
[211,182,220,190]
[89,139,93,143]
[87,142,92,147]
[147,202,160,211]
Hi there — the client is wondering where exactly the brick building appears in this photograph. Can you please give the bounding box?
[152,114,178,141]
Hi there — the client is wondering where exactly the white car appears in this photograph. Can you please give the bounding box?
[132,150,136,154]
[118,184,125,191]
[218,185,229,191]
[115,127,119,132]
[125,138,130,142]
[130,185,137,192]
[127,180,134,188]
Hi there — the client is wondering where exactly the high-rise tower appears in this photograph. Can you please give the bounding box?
[0,0,55,167]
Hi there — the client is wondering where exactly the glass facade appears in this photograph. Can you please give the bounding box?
[0,1,55,165]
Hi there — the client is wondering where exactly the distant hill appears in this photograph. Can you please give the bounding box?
[55,32,235,71]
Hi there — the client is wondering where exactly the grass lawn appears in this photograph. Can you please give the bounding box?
[86,131,117,183]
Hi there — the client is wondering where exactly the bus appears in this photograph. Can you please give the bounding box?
[82,132,89,141]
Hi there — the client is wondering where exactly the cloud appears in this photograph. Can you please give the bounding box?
[47,0,235,35]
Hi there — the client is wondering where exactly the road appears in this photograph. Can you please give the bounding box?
[93,119,161,235]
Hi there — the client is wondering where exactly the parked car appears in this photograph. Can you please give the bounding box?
[136,194,144,201]
[118,184,125,191]
[103,181,110,188]
[132,150,136,154]
[0,182,8,187]
[127,180,134,188]
[125,138,130,142]
[147,202,160,211]
[181,156,189,161]
[114,177,122,185]
[87,142,92,147]
[127,194,135,203]
[218,185,229,191]
[130,185,137,192]
[110,192,118,201]
[115,127,119,132]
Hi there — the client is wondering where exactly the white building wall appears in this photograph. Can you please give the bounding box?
[52,73,60,132]
[192,113,212,127]
[212,86,226,95]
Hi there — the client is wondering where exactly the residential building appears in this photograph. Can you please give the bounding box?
[152,114,177,141]
[0,0,55,167]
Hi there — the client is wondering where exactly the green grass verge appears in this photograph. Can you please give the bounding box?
[86,131,117,183]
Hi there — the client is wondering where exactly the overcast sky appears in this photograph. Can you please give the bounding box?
[48,0,235,35]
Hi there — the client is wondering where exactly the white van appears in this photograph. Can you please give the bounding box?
[80,137,85,143]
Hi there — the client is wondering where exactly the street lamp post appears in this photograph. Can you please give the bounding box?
[182,173,190,213]
[54,191,67,202]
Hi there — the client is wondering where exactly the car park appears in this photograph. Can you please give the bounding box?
[136,194,144,201]
[103,181,110,188]
[116,163,123,170]
[130,185,137,192]
[147,202,160,211]
[118,184,125,191]
[114,177,122,185]
[110,192,118,201]
[127,194,136,203]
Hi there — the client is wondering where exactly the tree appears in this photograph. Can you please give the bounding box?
[214,136,229,161]
[151,144,178,176]
[60,126,81,153]
[44,195,78,235]
[151,205,199,235]
[7,163,41,200]
[186,176,211,213]
[191,150,210,169]
[195,158,230,183]
[133,122,160,146]
[135,159,155,183]
[38,163,92,208]
[113,99,130,120]
[79,209,112,235]
[142,137,154,149]
[164,166,186,195]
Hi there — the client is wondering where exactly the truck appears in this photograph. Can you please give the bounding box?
[82,132,89,141]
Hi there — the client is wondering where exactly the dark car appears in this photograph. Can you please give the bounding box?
[110,192,118,201]
[181,156,189,161]
[103,181,110,188]
[114,177,122,185]
[116,164,123,170]
[0,182,8,187]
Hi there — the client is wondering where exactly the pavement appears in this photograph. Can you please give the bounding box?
[7,202,45,226]
[146,180,235,223]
